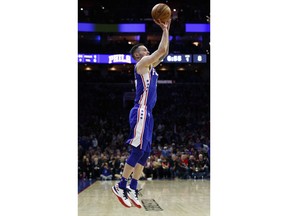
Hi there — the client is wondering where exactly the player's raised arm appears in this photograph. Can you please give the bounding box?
[136,19,170,74]
[152,18,171,67]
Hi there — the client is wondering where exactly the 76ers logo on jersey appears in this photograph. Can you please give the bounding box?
[152,68,158,87]
[152,68,158,76]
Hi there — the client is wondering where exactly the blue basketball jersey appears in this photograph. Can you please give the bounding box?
[126,66,159,150]
[134,66,158,110]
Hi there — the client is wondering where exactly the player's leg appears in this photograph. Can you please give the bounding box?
[127,151,150,208]
[112,163,134,208]
[131,163,144,180]
[112,147,144,208]
[119,147,144,187]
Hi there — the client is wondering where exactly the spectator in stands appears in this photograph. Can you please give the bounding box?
[100,162,113,180]
[169,154,179,179]
[143,157,154,180]
[178,154,190,179]
[188,155,197,178]
[114,162,125,180]
[161,144,171,158]
[160,157,171,179]
[82,156,93,180]
[196,153,209,178]
[193,137,203,152]
[92,156,101,179]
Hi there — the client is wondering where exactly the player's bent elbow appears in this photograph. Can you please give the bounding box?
[158,47,166,55]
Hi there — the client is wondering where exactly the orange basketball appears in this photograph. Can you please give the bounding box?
[151,3,171,23]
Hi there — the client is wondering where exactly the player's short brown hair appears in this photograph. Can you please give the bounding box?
[129,43,144,60]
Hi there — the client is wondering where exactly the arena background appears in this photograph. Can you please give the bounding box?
[78,0,210,185]
[1,1,288,216]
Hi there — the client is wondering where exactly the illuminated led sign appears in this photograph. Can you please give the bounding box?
[78,54,206,64]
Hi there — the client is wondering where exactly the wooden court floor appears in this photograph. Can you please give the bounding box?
[78,179,210,216]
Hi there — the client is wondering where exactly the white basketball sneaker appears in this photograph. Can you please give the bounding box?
[112,184,132,208]
[127,186,142,208]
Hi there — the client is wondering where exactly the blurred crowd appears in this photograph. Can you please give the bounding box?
[78,80,210,181]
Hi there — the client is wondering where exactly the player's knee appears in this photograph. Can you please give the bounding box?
[137,151,150,166]
[126,147,144,167]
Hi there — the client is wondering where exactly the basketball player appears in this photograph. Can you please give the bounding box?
[112,18,171,208]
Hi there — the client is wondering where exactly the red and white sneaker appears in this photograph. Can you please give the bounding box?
[127,186,142,208]
[112,184,132,208]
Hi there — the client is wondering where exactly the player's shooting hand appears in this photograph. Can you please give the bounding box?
[153,19,170,31]
[166,18,171,31]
